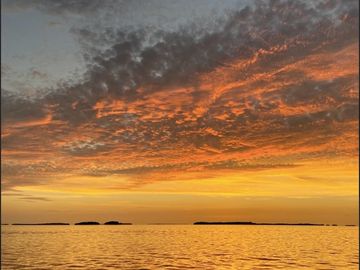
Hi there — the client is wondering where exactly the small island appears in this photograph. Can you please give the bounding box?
[104,221,132,225]
[75,221,100,225]
[12,223,69,225]
[194,221,325,226]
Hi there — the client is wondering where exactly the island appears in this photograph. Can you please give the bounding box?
[75,221,100,225]
[12,223,69,225]
[194,221,325,226]
[104,221,132,225]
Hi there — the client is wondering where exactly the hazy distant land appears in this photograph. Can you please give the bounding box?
[4,221,357,226]
[74,221,132,225]
[75,221,100,225]
[12,223,70,225]
[10,221,132,225]
[193,222,344,226]
[104,221,132,225]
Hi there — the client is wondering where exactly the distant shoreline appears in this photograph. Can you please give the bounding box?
[3,222,357,226]
[10,221,133,226]
[12,223,70,226]
[193,222,348,226]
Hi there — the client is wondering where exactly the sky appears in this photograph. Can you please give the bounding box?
[1,0,359,225]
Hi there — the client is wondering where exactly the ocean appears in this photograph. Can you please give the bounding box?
[1,225,358,269]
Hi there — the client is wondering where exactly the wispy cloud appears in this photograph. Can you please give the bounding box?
[19,196,52,202]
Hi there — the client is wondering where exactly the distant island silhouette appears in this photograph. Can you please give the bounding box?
[75,221,100,225]
[7,221,131,225]
[194,221,326,226]
[104,221,132,225]
[3,221,355,226]
[12,223,69,225]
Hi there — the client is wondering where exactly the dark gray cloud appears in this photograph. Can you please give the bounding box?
[3,0,358,120]
[1,90,47,124]
[37,0,355,126]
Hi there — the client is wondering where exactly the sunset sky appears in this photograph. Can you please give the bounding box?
[1,0,358,225]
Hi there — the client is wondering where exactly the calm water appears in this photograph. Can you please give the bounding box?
[1,225,358,269]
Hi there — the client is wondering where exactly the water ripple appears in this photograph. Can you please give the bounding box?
[1,225,358,269]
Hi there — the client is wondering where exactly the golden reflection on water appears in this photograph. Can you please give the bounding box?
[1,225,358,269]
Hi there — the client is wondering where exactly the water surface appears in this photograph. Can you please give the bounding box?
[1,225,358,269]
